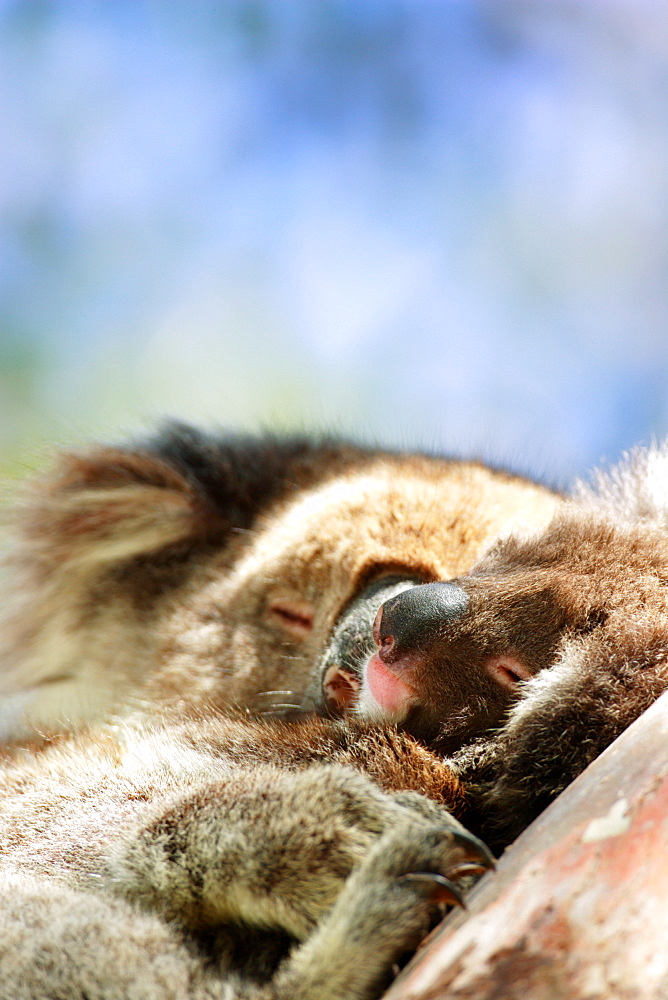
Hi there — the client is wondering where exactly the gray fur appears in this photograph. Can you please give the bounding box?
[0,716,479,1000]
[4,431,667,998]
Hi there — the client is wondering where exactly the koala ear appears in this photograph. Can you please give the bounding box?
[18,446,208,570]
[0,425,362,732]
[13,422,360,573]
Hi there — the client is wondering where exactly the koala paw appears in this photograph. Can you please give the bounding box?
[207,764,487,941]
[112,762,491,952]
[273,804,494,1000]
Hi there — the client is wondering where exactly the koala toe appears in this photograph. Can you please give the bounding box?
[276,815,494,1000]
[395,872,467,908]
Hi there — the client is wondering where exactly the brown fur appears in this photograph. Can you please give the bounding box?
[0,712,486,1000]
[0,424,558,739]
[452,504,668,844]
[2,429,668,997]
[322,443,668,847]
[0,425,560,1000]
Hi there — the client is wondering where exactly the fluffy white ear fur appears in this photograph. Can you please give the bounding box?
[502,639,584,731]
[573,440,668,524]
[0,448,206,734]
[503,441,668,737]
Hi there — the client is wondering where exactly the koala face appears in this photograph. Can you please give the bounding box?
[0,423,559,739]
[316,574,530,753]
[317,506,668,756]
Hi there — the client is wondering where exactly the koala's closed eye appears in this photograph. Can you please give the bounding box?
[267,598,315,638]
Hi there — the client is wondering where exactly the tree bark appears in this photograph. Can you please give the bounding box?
[385,689,668,1000]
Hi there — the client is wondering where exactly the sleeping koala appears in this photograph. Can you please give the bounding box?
[2,428,667,998]
[0,423,558,1000]
[0,422,557,740]
[318,443,668,848]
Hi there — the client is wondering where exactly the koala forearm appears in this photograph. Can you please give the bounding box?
[108,761,434,941]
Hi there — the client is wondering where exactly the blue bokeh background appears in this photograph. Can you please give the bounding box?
[2,1,668,486]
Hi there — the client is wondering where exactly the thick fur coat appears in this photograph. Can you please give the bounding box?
[2,426,668,999]
[325,443,668,846]
[0,714,489,1000]
[0,424,557,739]
[0,425,556,1000]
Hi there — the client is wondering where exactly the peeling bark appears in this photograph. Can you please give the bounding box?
[386,689,668,1000]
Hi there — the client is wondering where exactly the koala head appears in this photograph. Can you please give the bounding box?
[318,507,668,756]
[0,423,558,739]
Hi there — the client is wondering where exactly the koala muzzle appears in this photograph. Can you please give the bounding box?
[373,582,469,665]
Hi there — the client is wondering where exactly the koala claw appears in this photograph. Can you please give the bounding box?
[396,872,467,908]
[446,828,497,871]
[395,829,494,908]
[448,860,494,878]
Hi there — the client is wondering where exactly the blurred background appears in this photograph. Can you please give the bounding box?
[1,0,668,487]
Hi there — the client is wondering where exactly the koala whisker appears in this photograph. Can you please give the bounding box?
[255,690,300,700]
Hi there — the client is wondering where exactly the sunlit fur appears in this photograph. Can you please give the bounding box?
[0,424,557,739]
[0,424,557,1000]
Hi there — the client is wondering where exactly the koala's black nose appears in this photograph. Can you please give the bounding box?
[374,582,469,664]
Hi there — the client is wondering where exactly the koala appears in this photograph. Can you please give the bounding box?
[2,427,666,998]
[0,422,558,740]
[318,442,668,849]
[0,424,559,1000]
